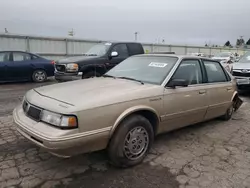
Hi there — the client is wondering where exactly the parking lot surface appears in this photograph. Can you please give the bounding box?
[1,81,250,188]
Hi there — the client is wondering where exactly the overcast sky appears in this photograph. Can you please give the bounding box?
[0,0,249,45]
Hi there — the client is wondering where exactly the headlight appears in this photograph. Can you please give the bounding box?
[41,110,78,128]
[66,63,79,72]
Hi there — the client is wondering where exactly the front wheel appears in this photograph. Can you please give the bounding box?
[32,70,47,83]
[108,115,154,168]
[82,71,100,79]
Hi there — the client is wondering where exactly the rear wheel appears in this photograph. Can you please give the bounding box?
[108,115,154,168]
[32,70,47,83]
[82,71,100,79]
[221,103,234,121]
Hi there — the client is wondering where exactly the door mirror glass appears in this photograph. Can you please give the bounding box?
[111,51,118,57]
[167,79,188,88]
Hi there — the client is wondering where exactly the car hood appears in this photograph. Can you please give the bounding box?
[31,78,162,111]
[57,55,101,64]
[233,62,250,70]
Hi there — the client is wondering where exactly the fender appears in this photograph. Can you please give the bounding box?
[109,105,160,137]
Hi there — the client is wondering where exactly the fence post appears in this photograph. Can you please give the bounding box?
[185,46,187,55]
[209,47,212,56]
[65,38,68,56]
[151,44,154,52]
[169,45,172,52]
[26,36,30,52]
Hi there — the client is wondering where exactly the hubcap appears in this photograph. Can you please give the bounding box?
[35,71,45,81]
[124,126,149,160]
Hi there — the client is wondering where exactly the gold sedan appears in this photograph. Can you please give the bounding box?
[13,54,242,167]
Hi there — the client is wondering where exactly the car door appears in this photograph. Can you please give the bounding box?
[107,44,129,70]
[0,52,11,81]
[159,59,209,133]
[202,60,234,120]
[8,52,33,80]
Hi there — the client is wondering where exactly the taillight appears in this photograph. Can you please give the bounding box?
[51,60,55,65]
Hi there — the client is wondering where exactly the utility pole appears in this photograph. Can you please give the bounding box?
[134,32,138,42]
[68,28,75,37]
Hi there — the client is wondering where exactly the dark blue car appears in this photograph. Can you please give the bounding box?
[0,51,55,83]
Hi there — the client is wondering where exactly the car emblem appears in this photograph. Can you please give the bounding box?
[242,69,248,73]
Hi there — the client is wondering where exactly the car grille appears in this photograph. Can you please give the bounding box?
[55,64,66,72]
[23,101,42,121]
[232,71,250,77]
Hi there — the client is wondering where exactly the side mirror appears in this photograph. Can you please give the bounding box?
[167,79,189,88]
[110,51,118,57]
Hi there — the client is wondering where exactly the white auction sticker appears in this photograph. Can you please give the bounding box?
[148,62,168,68]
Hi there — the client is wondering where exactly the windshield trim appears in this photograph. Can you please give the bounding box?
[160,57,183,86]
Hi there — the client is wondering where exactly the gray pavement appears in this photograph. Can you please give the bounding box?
[0,80,250,188]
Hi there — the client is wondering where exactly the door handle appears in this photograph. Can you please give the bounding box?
[199,90,206,94]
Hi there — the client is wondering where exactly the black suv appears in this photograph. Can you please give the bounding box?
[54,42,144,81]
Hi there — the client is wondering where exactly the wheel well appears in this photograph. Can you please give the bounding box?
[134,110,159,134]
[113,110,159,136]
[32,68,47,77]
[233,93,239,102]
[81,66,106,75]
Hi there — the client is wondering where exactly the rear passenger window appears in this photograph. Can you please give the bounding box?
[13,53,31,61]
[127,44,143,55]
[203,61,227,83]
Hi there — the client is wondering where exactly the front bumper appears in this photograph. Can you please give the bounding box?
[13,106,110,157]
[54,71,82,82]
[234,76,250,90]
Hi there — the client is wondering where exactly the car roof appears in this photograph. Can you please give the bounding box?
[0,50,32,53]
[102,41,142,45]
[133,54,216,61]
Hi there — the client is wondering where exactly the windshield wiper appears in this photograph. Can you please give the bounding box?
[102,74,116,78]
[117,77,144,85]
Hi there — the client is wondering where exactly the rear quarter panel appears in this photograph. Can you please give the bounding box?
[33,58,54,76]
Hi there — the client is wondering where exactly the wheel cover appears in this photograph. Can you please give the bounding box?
[35,71,45,81]
[123,126,149,161]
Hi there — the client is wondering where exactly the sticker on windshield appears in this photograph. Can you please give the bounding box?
[105,42,112,46]
[148,62,168,68]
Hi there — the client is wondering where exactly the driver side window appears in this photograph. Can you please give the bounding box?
[111,44,129,58]
[172,59,202,85]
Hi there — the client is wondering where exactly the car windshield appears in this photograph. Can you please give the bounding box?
[85,43,111,56]
[215,52,231,58]
[239,52,250,63]
[105,56,178,85]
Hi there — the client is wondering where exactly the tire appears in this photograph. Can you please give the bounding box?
[221,103,234,121]
[108,115,154,168]
[32,70,47,83]
[82,71,101,79]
